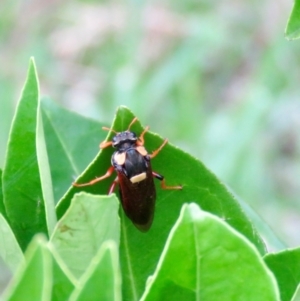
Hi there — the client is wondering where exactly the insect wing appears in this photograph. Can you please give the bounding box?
[118,166,156,231]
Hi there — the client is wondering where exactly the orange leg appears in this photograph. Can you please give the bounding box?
[152,171,182,190]
[73,166,115,187]
[149,139,168,159]
[100,140,113,149]
[108,176,119,194]
[160,178,182,190]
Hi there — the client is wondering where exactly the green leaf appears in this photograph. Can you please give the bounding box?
[0,168,7,218]
[48,245,77,301]
[51,193,120,279]
[0,214,23,274]
[55,106,265,301]
[286,0,300,39]
[2,59,55,250]
[264,248,300,301]
[4,235,77,301]
[41,98,106,202]
[37,97,57,236]
[69,241,121,301]
[3,235,52,301]
[141,203,280,301]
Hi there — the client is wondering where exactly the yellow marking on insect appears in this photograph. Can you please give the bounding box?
[130,172,147,183]
[136,146,148,156]
[114,152,126,165]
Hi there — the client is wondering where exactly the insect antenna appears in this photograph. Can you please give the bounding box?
[127,117,138,131]
[102,126,118,134]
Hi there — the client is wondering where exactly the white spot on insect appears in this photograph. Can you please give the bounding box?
[136,146,148,156]
[130,172,147,183]
[114,152,126,165]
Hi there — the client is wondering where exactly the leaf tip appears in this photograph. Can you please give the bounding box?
[29,57,37,71]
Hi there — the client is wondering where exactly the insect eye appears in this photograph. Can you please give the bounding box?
[130,132,137,139]
[111,136,119,146]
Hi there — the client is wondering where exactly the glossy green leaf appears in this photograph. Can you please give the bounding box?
[2,59,53,250]
[141,203,280,301]
[41,98,106,202]
[48,245,77,301]
[264,248,300,301]
[51,192,120,279]
[286,0,300,39]
[0,169,7,218]
[55,106,265,301]
[69,241,121,301]
[0,214,23,274]
[36,98,57,236]
[3,236,52,301]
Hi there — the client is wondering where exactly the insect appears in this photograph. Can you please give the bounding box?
[73,117,182,231]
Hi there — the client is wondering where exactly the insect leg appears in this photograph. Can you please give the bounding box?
[108,177,119,194]
[99,140,113,149]
[149,139,168,159]
[73,166,115,187]
[152,171,182,190]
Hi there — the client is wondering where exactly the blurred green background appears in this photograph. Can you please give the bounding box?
[0,0,299,249]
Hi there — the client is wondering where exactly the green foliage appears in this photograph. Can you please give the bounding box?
[0,214,23,274]
[3,236,52,301]
[2,59,55,251]
[141,204,280,301]
[286,0,300,39]
[50,249,75,301]
[0,60,298,300]
[1,0,300,250]
[41,98,106,202]
[265,248,300,301]
[51,193,120,279]
[68,241,121,301]
[0,169,6,218]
